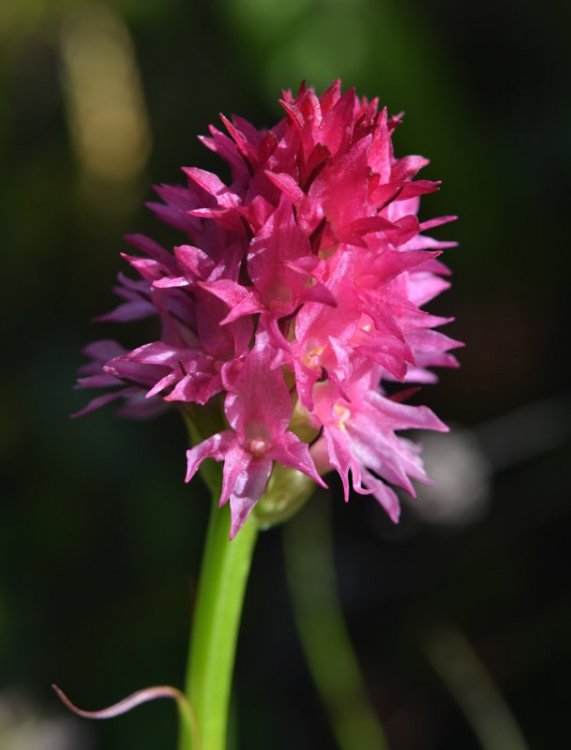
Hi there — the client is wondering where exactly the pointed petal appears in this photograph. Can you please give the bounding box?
[271,432,327,488]
[185,432,233,483]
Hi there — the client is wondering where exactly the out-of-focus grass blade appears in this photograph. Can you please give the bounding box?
[424,624,530,750]
[283,493,390,750]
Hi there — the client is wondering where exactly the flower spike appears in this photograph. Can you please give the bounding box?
[76,80,460,533]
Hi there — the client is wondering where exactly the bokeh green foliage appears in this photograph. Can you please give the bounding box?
[1,1,570,749]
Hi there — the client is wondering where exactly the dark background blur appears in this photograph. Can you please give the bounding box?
[1,1,570,748]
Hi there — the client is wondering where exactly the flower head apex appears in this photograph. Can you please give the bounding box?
[76,80,461,536]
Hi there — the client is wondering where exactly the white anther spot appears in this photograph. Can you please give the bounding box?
[333,402,351,430]
[247,438,269,457]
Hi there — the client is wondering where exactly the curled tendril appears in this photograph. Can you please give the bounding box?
[52,683,200,749]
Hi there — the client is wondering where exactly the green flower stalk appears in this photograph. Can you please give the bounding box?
[182,502,257,750]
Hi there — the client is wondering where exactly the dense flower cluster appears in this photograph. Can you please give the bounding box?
[76,81,460,537]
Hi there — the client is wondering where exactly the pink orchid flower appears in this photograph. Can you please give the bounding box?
[76,80,460,536]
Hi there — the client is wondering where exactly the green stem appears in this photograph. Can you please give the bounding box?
[179,501,258,750]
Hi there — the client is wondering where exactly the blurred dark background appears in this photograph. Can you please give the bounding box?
[1,1,570,748]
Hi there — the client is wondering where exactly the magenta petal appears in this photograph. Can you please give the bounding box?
[224,332,293,438]
[153,276,189,289]
[264,170,305,206]
[165,370,222,405]
[146,201,200,234]
[218,443,251,507]
[219,113,258,164]
[300,282,337,307]
[185,432,233,483]
[246,195,318,315]
[362,471,401,522]
[271,432,327,489]
[199,124,245,173]
[228,494,259,539]
[124,234,175,268]
[71,391,124,418]
[199,279,260,321]
[322,426,359,501]
[391,154,430,181]
[183,166,230,199]
[95,300,156,323]
[76,373,121,389]
[419,215,458,231]
[227,455,273,539]
[174,244,213,278]
[146,372,179,398]
[81,340,126,362]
